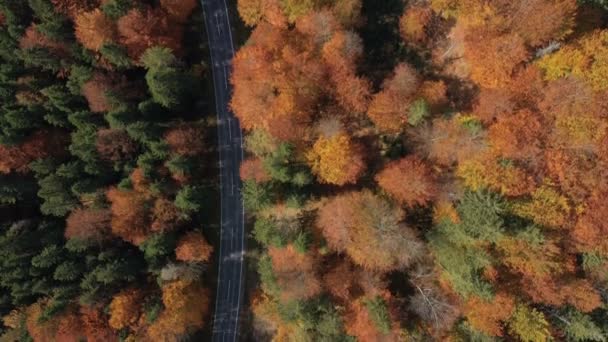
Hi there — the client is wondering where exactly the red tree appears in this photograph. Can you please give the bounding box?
[65,208,112,242]
[96,129,138,162]
[240,157,270,182]
[375,155,437,207]
[117,7,183,60]
[165,124,205,156]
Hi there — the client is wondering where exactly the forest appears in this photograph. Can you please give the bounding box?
[0,0,217,341]
[2,0,608,341]
[233,0,608,341]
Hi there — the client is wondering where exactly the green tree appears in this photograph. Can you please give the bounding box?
[364,296,391,334]
[141,47,196,108]
[408,98,429,126]
[139,233,176,271]
[242,180,273,212]
[100,44,131,69]
[560,310,605,342]
[174,185,205,214]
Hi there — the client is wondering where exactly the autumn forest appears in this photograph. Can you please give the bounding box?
[0,0,608,341]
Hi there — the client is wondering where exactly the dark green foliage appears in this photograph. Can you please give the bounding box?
[19,47,62,72]
[100,44,132,69]
[0,0,211,336]
[0,1,31,38]
[253,218,286,247]
[102,0,133,20]
[559,310,605,342]
[37,173,78,217]
[166,155,195,177]
[141,47,197,109]
[364,296,391,334]
[457,190,506,243]
[67,65,93,95]
[257,254,280,297]
[277,298,353,341]
[242,180,273,212]
[408,98,429,126]
[139,233,177,271]
[174,185,205,214]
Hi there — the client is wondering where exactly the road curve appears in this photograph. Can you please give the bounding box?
[200,1,245,341]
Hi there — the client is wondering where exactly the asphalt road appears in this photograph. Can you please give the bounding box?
[200,1,245,341]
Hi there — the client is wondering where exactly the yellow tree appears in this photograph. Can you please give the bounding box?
[508,306,551,342]
[147,280,209,341]
[108,289,143,331]
[306,132,365,185]
[537,30,608,91]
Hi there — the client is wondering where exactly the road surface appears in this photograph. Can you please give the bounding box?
[200,1,245,341]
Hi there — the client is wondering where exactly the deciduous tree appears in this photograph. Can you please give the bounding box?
[306,132,365,185]
[108,288,143,330]
[375,155,437,207]
[65,208,112,242]
[317,190,424,271]
[175,231,213,262]
[147,280,209,341]
[74,9,116,51]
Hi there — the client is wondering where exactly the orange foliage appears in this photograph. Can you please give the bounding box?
[160,0,198,23]
[230,23,318,140]
[0,130,67,174]
[75,9,116,51]
[96,129,138,162]
[65,208,112,242]
[322,30,370,112]
[240,157,270,183]
[175,231,213,262]
[420,80,448,110]
[147,280,209,341]
[80,306,117,342]
[367,63,420,133]
[375,155,437,207]
[106,185,152,246]
[306,132,365,186]
[55,309,85,342]
[561,279,602,313]
[545,148,606,202]
[165,125,205,156]
[418,117,486,166]
[472,88,514,124]
[81,73,116,113]
[507,0,576,46]
[322,261,358,302]
[26,302,84,342]
[117,8,183,60]
[268,244,322,301]
[463,30,528,88]
[488,109,545,160]
[343,296,400,342]
[400,5,433,44]
[572,190,608,255]
[464,293,515,336]
[317,190,423,271]
[52,0,99,19]
[20,24,69,56]
[109,289,143,331]
[151,198,182,233]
